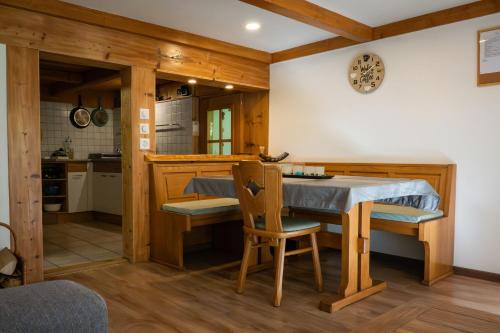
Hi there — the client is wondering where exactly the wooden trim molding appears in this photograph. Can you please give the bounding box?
[7,45,44,283]
[240,0,373,42]
[0,0,271,64]
[0,4,269,90]
[272,0,500,63]
[145,154,259,163]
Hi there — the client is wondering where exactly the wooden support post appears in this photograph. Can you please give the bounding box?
[320,202,387,313]
[359,201,373,290]
[338,204,359,297]
[121,66,156,263]
[6,45,43,283]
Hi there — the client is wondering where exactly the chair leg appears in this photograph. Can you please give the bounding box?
[310,232,323,292]
[273,238,286,307]
[236,233,253,294]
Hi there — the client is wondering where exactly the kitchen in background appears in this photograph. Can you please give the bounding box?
[39,56,124,272]
[41,101,120,160]
[155,98,194,154]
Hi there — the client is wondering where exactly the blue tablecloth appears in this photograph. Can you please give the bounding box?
[184,175,440,213]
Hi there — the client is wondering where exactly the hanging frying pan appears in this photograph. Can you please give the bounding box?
[69,95,91,129]
[91,96,109,127]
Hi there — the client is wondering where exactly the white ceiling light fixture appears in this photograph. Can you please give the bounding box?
[245,22,261,31]
[188,79,197,84]
[225,84,234,90]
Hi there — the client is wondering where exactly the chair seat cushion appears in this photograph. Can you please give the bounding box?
[371,204,444,223]
[161,198,240,216]
[255,216,321,232]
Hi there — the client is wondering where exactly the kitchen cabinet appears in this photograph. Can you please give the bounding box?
[93,172,122,215]
[68,171,89,213]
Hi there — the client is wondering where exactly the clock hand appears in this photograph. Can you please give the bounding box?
[361,64,375,75]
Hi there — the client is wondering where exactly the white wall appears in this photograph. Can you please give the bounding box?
[0,43,10,248]
[270,14,500,273]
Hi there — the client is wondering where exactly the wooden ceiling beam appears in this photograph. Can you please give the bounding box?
[240,0,373,42]
[272,0,500,63]
[53,73,121,96]
[0,0,272,64]
[40,69,83,84]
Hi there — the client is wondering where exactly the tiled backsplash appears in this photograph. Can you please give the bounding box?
[41,101,120,160]
[155,98,193,154]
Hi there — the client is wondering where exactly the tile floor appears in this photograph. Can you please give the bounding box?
[43,221,123,270]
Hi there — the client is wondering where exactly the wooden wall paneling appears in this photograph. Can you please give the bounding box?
[0,4,269,90]
[121,66,156,262]
[242,91,269,154]
[7,45,44,283]
[0,0,271,64]
[240,0,373,42]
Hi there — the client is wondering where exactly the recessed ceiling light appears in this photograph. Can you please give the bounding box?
[188,79,197,84]
[225,84,234,90]
[245,22,261,31]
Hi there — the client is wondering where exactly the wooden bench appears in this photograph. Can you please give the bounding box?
[291,163,456,286]
[149,162,242,269]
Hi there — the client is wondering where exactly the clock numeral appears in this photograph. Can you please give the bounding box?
[353,66,358,71]
[376,61,380,67]
[353,80,358,84]
[358,59,361,65]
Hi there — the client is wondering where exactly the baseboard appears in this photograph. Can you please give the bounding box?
[453,266,500,283]
[92,211,122,225]
[323,249,500,284]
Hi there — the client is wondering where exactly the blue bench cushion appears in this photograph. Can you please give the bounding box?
[371,204,444,223]
[255,216,321,232]
[161,198,240,216]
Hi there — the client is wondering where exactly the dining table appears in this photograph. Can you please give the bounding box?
[184,174,440,312]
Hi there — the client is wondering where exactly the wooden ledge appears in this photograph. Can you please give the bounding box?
[145,153,259,163]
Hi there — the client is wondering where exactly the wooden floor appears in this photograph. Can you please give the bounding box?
[53,250,500,332]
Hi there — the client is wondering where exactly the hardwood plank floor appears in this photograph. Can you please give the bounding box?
[52,249,500,332]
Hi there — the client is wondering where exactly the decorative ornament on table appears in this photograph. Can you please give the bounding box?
[258,146,289,163]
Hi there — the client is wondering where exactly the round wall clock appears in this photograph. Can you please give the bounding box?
[349,53,385,93]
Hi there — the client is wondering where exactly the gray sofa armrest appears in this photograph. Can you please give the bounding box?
[0,280,108,333]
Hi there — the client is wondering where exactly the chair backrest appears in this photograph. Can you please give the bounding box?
[232,161,283,233]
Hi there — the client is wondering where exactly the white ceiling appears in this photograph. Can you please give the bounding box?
[63,0,476,53]
[308,0,476,27]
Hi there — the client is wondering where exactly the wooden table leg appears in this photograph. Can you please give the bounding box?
[319,202,387,313]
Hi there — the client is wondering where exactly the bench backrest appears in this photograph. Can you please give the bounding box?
[149,162,234,210]
[305,162,456,217]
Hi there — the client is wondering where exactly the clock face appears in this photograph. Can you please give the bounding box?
[349,53,385,93]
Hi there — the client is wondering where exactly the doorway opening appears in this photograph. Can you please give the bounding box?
[39,53,128,272]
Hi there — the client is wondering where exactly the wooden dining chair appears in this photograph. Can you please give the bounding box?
[233,160,323,307]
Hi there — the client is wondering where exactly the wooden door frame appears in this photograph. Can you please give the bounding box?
[6,47,156,282]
